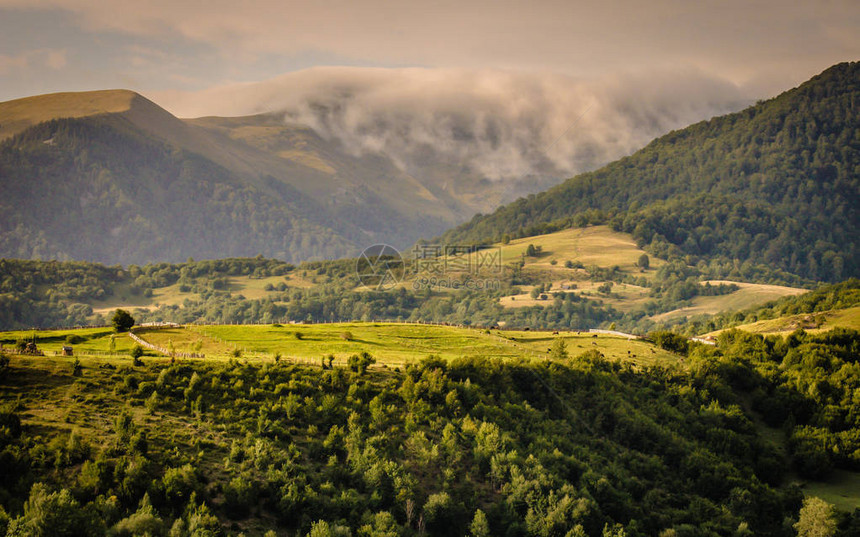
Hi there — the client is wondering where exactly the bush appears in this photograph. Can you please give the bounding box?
[64,334,85,345]
[6,483,102,536]
[130,345,144,360]
[340,331,354,341]
[347,352,376,375]
[649,331,689,355]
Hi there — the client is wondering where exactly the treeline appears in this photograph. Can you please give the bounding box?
[435,62,860,283]
[2,331,859,535]
[0,257,295,329]
[0,252,823,333]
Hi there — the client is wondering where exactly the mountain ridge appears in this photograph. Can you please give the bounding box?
[434,62,860,283]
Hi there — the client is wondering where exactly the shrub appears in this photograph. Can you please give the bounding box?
[6,483,102,536]
[64,334,85,345]
[347,352,376,375]
[648,331,689,354]
[340,331,354,341]
[130,345,144,360]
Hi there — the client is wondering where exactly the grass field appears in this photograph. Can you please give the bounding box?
[704,305,860,337]
[651,281,808,323]
[0,327,138,356]
[0,322,681,370]
[88,275,295,316]
[498,226,660,274]
[499,281,652,312]
[797,469,860,511]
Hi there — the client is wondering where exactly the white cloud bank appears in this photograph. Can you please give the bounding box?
[154,66,751,180]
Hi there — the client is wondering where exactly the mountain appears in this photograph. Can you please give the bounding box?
[0,90,556,264]
[436,62,860,283]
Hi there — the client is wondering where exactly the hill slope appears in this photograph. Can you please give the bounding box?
[437,62,860,283]
[1,325,858,535]
[0,90,554,264]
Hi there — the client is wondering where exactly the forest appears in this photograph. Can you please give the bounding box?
[0,325,858,536]
[0,254,758,332]
[436,62,860,283]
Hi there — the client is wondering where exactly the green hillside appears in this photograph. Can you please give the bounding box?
[0,324,858,536]
[0,90,548,265]
[684,279,860,336]
[436,62,860,283]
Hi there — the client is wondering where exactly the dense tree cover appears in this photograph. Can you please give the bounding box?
[0,257,294,329]
[697,329,860,481]
[0,116,362,264]
[682,279,860,336]
[436,62,860,283]
[0,254,759,333]
[2,330,859,536]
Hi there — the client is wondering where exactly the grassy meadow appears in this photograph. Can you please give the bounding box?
[0,322,681,370]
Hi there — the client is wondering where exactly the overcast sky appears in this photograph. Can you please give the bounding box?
[1,0,858,113]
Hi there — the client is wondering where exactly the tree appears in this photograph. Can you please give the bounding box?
[423,492,463,536]
[307,520,352,537]
[794,497,837,537]
[550,338,568,360]
[348,352,376,375]
[112,493,163,537]
[6,483,102,536]
[112,309,135,333]
[470,509,490,537]
[526,244,537,257]
[638,254,650,270]
[130,345,144,360]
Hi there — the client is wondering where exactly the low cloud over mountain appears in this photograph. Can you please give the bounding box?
[155,66,751,181]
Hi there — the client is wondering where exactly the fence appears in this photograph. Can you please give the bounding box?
[128,329,204,359]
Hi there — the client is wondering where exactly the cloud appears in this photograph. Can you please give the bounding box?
[0,48,67,74]
[153,66,751,181]
[1,0,858,89]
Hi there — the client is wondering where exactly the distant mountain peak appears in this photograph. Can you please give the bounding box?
[0,89,142,141]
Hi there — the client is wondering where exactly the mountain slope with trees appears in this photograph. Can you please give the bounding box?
[1,328,859,536]
[436,62,860,283]
[0,91,552,265]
